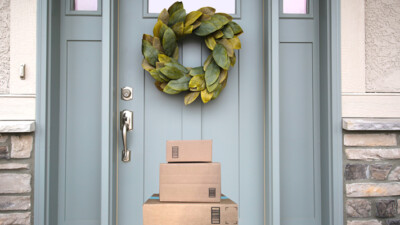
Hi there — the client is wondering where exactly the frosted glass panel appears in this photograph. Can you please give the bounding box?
[148,0,236,14]
[283,0,307,14]
[74,0,98,11]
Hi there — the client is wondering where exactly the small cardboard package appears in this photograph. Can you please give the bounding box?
[160,162,221,202]
[143,194,238,225]
[166,140,212,162]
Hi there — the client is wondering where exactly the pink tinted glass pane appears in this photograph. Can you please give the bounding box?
[283,0,307,14]
[74,0,98,11]
[148,0,235,14]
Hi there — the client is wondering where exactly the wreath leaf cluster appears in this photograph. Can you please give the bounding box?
[141,1,243,105]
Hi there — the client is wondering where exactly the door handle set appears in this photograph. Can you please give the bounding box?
[120,110,133,162]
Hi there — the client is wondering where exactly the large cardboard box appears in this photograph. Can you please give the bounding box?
[160,163,221,202]
[166,140,212,162]
[143,194,238,225]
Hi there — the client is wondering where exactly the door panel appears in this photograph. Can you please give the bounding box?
[65,41,102,222]
[279,0,321,224]
[57,1,103,224]
[118,0,264,224]
[280,43,318,223]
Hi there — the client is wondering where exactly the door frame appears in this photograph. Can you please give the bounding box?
[34,0,343,224]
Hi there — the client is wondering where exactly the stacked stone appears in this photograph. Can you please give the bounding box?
[344,119,400,225]
[0,121,35,225]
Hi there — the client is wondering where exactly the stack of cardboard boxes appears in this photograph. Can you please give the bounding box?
[143,140,239,225]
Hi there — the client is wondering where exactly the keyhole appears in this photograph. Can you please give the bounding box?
[121,87,133,100]
[123,90,131,97]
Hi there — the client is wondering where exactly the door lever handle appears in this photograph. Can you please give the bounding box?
[120,110,133,162]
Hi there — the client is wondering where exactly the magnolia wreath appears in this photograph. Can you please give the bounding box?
[141,1,243,105]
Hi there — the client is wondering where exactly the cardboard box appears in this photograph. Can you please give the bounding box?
[143,194,238,225]
[166,140,212,163]
[160,163,221,202]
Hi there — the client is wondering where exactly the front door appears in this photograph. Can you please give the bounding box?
[48,0,324,224]
[117,0,264,224]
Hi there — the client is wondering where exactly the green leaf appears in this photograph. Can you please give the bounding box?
[200,14,211,22]
[213,30,224,39]
[207,78,219,92]
[167,75,191,91]
[221,76,228,89]
[201,89,213,103]
[184,92,200,105]
[203,55,213,71]
[193,20,217,36]
[143,34,153,44]
[158,54,178,64]
[208,65,226,92]
[156,62,165,69]
[212,43,230,70]
[172,22,184,37]
[194,14,230,36]
[160,65,185,79]
[230,52,236,66]
[142,59,155,72]
[163,84,181,94]
[215,13,233,21]
[153,20,164,38]
[155,22,169,40]
[168,8,186,26]
[192,21,201,29]
[205,35,216,50]
[217,38,234,57]
[222,25,234,38]
[158,72,170,82]
[189,66,205,76]
[152,37,163,52]
[162,28,177,56]
[155,81,167,92]
[184,25,193,35]
[158,9,169,24]
[213,14,231,27]
[165,62,189,74]
[172,46,179,61]
[212,83,223,99]
[229,36,241,49]
[205,60,220,87]
[219,69,228,83]
[142,39,159,66]
[198,7,216,16]
[168,1,183,15]
[228,21,243,35]
[185,11,202,26]
[189,74,206,91]
[149,69,167,82]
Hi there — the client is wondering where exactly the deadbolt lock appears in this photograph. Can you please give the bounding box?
[121,87,133,101]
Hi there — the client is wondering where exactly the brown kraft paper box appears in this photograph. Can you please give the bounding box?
[160,163,221,202]
[166,140,212,163]
[143,194,238,225]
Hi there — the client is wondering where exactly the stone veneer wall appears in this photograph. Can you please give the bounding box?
[344,119,400,225]
[0,122,35,225]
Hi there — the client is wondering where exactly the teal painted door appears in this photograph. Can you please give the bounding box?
[117,0,264,224]
[53,0,323,224]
